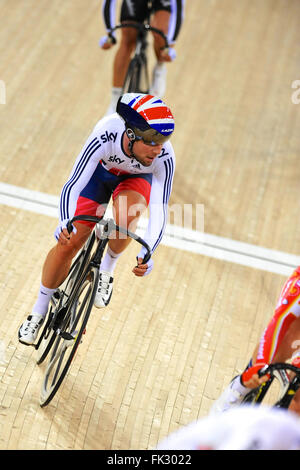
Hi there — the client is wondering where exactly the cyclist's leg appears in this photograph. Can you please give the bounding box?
[112,23,137,88]
[103,174,151,261]
[110,189,147,252]
[151,9,171,61]
[41,222,92,289]
[18,222,92,345]
[47,168,110,290]
[94,176,150,308]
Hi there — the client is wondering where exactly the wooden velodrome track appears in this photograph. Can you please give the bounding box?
[1,0,300,450]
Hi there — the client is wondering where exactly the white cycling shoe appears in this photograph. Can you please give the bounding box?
[18,313,44,345]
[210,376,250,415]
[149,63,166,98]
[94,270,114,308]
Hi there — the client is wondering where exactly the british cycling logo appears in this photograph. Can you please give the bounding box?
[291,80,300,104]
[0,80,5,104]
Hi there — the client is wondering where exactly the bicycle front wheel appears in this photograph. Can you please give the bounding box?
[36,306,57,365]
[36,231,96,365]
[39,266,98,407]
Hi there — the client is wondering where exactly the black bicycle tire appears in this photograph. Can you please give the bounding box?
[122,57,141,94]
[36,232,96,365]
[134,54,149,93]
[39,266,98,407]
[36,309,57,365]
[123,56,149,94]
[137,52,150,94]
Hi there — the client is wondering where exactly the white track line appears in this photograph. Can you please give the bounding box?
[1,182,299,276]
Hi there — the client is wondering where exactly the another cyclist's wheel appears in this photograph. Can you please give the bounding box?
[39,266,98,407]
[123,56,149,94]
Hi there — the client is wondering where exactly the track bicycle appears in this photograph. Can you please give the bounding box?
[33,215,151,407]
[242,362,300,409]
[107,21,169,94]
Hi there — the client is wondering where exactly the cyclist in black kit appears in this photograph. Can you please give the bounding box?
[100,0,185,115]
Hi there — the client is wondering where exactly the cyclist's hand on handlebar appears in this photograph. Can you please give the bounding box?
[132,257,154,277]
[99,34,116,50]
[241,363,270,388]
[159,47,177,62]
[54,219,77,245]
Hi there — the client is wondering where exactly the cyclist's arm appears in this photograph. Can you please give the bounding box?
[137,149,175,259]
[241,363,270,387]
[255,268,300,364]
[158,1,185,61]
[59,129,104,225]
[101,0,117,37]
[167,0,185,45]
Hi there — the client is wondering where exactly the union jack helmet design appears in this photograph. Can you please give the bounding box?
[117,93,175,145]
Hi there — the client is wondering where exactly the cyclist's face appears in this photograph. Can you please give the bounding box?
[132,140,163,166]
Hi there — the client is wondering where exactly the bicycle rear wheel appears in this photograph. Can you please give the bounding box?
[123,55,149,94]
[39,265,98,407]
[36,232,96,365]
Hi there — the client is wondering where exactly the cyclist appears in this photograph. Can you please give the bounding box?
[100,0,185,115]
[18,93,175,345]
[211,267,300,415]
[157,405,300,450]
